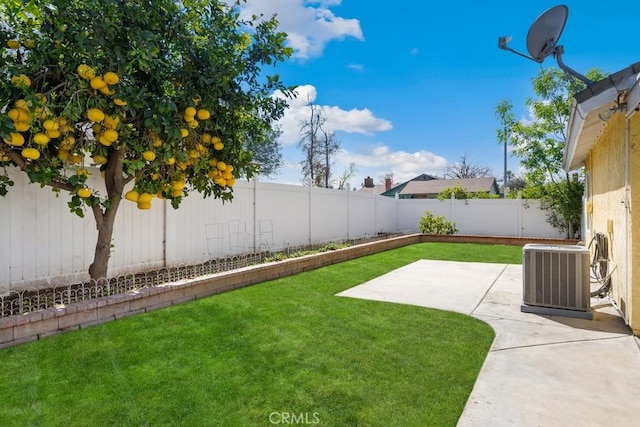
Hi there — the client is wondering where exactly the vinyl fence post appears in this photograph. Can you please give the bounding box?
[450,193,455,223]
[253,176,258,253]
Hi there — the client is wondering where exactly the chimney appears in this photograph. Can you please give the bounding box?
[385,178,392,191]
[364,176,374,188]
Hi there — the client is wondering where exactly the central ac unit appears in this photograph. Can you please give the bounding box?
[521,244,592,319]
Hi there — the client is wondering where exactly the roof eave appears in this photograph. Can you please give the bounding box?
[564,62,640,172]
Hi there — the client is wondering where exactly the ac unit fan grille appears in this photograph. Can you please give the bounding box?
[522,244,590,312]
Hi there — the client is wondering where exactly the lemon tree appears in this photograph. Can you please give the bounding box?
[0,0,294,280]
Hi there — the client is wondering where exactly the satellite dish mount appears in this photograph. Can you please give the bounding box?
[499,5,593,85]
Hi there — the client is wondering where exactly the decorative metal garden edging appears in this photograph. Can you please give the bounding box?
[0,233,406,318]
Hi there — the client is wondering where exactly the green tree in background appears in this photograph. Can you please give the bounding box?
[496,67,606,238]
[0,0,294,279]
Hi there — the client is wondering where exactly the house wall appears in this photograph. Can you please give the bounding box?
[585,113,638,333]
[630,114,640,335]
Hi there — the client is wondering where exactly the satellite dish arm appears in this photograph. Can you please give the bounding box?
[554,45,593,85]
[499,36,539,62]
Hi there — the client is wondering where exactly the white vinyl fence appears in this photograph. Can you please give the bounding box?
[0,168,562,291]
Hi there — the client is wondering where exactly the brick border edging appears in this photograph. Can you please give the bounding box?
[0,234,577,348]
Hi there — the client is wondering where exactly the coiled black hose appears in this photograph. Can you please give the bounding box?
[589,232,612,297]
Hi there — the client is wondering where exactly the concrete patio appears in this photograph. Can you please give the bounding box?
[337,260,640,426]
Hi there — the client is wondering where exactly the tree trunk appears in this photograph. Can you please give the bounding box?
[88,215,116,280]
[88,148,125,281]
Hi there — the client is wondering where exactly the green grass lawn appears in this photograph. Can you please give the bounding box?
[0,243,521,426]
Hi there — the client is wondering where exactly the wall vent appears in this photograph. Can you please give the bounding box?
[521,244,592,319]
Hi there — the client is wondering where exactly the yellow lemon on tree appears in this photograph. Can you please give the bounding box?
[196,109,211,120]
[125,190,139,202]
[77,64,95,80]
[21,147,40,160]
[93,154,108,165]
[61,136,75,149]
[69,153,83,164]
[201,133,212,143]
[137,201,152,210]
[6,40,20,49]
[151,172,160,181]
[103,72,119,85]
[216,161,227,171]
[35,106,52,120]
[11,74,31,87]
[13,121,30,132]
[165,157,176,165]
[171,189,183,198]
[33,133,50,145]
[151,136,163,147]
[142,150,156,161]
[138,193,153,203]
[213,141,224,151]
[77,187,92,198]
[43,119,59,131]
[8,108,29,122]
[187,119,199,128]
[184,106,197,117]
[99,85,115,96]
[113,98,127,106]
[58,149,70,161]
[14,99,28,109]
[90,76,107,90]
[103,115,120,130]
[180,128,189,138]
[45,129,61,139]
[226,178,236,187]
[102,129,119,143]
[87,108,105,122]
[98,135,113,146]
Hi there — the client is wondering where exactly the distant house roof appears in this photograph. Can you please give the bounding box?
[358,184,388,194]
[398,177,499,197]
[381,174,438,196]
[564,61,640,171]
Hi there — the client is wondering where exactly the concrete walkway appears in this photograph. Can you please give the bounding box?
[337,260,640,427]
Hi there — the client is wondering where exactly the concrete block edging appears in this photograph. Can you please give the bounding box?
[0,234,575,348]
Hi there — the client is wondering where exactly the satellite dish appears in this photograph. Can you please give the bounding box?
[498,4,593,86]
[526,5,568,63]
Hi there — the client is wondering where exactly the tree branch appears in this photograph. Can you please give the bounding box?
[1,142,75,192]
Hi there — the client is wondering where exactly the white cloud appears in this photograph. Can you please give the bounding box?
[338,145,448,184]
[234,0,363,59]
[273,85,392,145]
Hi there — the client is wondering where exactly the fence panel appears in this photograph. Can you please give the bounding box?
[256,181,310,251]
[0,168,567,292]
[346,191,377,238]
[310,186,348,243]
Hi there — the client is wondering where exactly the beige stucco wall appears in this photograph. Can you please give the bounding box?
[629,115,640,335]
[585,113,638,334]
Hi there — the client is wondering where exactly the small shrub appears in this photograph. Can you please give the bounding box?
[418,211,458,235]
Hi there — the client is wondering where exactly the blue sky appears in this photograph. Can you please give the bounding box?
[235,1,640,189]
